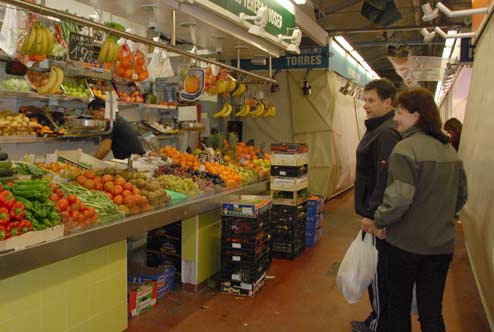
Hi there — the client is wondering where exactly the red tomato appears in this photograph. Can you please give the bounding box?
[132,187,140,195]
[105,192,114,200]
[60,211,70,222]
[76,175,87,185]
[123,195,135,207]
[57,190,66,199]
[130,206,141,215]
[111,185,123,196]
[113,195,123,205]
[101,174,114,183]
[122,190,132,197]
[57,199,69,211]
[67,194,78,205]
[83,179,95,190]
[71,210,80,219]
[114,177,126,186]
[95,183,103,191]
[123,183,133,191]
[79,204,88,212]
[87,207,96,218]
[104,181,114,192]
[49,193,58,201]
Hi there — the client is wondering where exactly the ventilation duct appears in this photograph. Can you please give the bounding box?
[361,0,402,26]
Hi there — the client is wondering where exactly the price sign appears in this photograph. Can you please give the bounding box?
[69,33,97,63]
[215,155,224,165]
[198,151,208,164]
[155,77,167,92]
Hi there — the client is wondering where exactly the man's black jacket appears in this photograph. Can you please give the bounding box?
[355,111,400,219]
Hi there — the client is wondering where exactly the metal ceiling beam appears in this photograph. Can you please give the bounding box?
[326,24,464,34]
[353,40,444,47]
[321,0,362,15]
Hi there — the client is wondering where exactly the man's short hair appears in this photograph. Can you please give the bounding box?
[364,79,397,101]
[88,97,106,111]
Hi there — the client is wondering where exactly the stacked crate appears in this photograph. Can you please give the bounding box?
[306,195,324,247]
[146,222,182,281]
[270,143,309,259]
[220,196,272,296]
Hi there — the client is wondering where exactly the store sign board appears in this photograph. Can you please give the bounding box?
[460,38,475,63]
[329,43,371,86]
[208,0,296,36]
[232,46,330,70]
[68,33,96,63]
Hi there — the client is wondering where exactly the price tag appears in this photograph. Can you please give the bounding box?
[232,256,241,262]
[155,77,167,92]
[39,59,50,69]
[199,164,206,172]
[232,243,242,249]
[48,95,59,107]
[232,274,241,281]
[69,33,96,63]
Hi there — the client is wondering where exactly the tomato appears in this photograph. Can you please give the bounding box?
[70,210,80,219]
[132,187,140,195]
[123,195,135,207]
[111,185,123,196]
[113,195,123,205]
[103,181,114,192]
[71,203,81,212]
[122,190,132,197]
[79,204,88,212]
[101,174,114,183]
[95,183,103,190]
[84,170,96,179]
[130,206,141,215]
[60,211,70,222]
[56,190,66,199]
[105,192,114,200]
[83,179,95,190]
[114,177,126,186]
[67,194,78,205]
[49,193,58,201]
[76,175,87,185]
[123,182,133,191]
[57,199,69,212]
[77,213,86,224]
[87,207,96,218]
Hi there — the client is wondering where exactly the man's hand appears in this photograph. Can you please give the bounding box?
[361,217,374,232]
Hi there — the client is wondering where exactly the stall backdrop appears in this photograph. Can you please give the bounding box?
[460,15,494,329]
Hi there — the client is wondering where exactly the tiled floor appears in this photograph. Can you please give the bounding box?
[127,190,490,332]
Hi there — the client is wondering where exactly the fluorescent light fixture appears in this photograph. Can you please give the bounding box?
[350,50,364,63]
[278,27,302,54]
[335,36,353,51]
[421,28,436,43]
[422,2,439,22]
[347,54,357,66]
[240,6,269,37]
[292,0,307,4]
[332,41,346,56]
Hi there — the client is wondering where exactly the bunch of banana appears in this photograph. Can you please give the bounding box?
[234,104,251,117]
[213,103,233,118]
[98,38,119,63]
[20,22,55,56]
[263,104,277,118]
[231,83,247,97]
[249,103,266,118]
[37,66,64,95]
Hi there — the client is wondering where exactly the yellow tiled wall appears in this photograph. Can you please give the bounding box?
[0,241,128,332]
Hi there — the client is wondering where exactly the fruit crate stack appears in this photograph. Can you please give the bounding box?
[146,222,182,282]
[270,143,309,259]
[220,196,272,297]
[306,195,325,247]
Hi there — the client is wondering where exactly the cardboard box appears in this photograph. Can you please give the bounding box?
[270,174,309,191]
[222,195,272,218]
[271,152,308,167]
[128,263,176,299]
[0,225,64,252]
[128,281,157,319]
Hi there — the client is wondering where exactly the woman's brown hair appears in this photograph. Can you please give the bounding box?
[395,87,449,144]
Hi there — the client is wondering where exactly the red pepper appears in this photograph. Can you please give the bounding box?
[10,201,25,221]
[7,221,20,237]
[0,207,10,226]
[19,219,32,234]
[0,225,6,240]
[0,190,15,209]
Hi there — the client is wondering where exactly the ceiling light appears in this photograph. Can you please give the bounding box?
[278,27,302,54]
[239,6,269,37]
[436,2,488,18]
[334,36,353,52]
[422,3,439,22]
[292,0,307,4]
[421,28,436,43]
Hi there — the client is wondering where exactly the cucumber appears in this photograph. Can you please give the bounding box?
[0,168,14,177]
[0,152,8,161]
[0,161,12,169]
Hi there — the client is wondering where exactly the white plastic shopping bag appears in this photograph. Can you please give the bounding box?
[337,231,378,304]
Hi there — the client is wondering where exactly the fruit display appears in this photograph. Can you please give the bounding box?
[155,174,202,197]
[6,60,28,76]
[0,78,31,92]
[0,186,30,240]
[36,162,82,180]
[10,180,61,231]
[98,38,119,64]
[203,162,243,188]
[88,79,114,101]
[82,169,151,215]
[117,172,171,207]
[26,70,49,90]
[113,80,144,103]
[0,111,40,136]
[20,22,55,62]
[155,165,221,192]
[48,183,98,231]
[0,150,14,179]
[62,78,92,98]
[213,103,233,118]
[114,44,149,82]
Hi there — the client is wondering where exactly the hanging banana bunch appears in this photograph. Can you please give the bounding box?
[20,22,55,61]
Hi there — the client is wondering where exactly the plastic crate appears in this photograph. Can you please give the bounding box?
[307,205,320,216]
[271,165,308,178]
[222,245,271,264]
[222,231,270,251]
[270,221,305,243]
[270,174,309,191]
[271,152,309,167]
[272,240,304,259]
[222,213,270,236]
[221,254,272,284]
[270,142,308,154]
[306,213,323,224]
[272,188,308,206]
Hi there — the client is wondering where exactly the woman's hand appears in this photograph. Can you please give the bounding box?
[361,217,386,240]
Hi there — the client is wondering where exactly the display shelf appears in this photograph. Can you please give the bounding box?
[0,180,269,281]
[0,89,91,103]
[118,102,178,111]
[0,132,111,143]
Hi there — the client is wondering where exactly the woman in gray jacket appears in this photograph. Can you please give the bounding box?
[362,87,468,332]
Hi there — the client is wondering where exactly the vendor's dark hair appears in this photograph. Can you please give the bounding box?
[396,88,449,144]
[88,97,105,110]
[444,117,463,135]
[364,79,396,101]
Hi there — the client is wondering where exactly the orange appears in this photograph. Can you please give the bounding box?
[184,75,200,93]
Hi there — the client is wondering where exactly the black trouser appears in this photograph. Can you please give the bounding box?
[385,243,453,332]
[364,237,387,332]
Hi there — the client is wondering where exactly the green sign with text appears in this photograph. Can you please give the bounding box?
[208,0,296,36]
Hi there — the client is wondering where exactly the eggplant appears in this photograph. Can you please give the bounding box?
[5,60,27,76]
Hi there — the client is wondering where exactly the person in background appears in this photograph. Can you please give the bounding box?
[443,117,463,151]
[352,79,401,332]
[89,98,145,160]
[362,88,468,332]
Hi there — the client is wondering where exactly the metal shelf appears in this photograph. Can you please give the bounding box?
[0,134,104,144]
[0,90,90,103]
[0,181,269,280]
[118,102,177,111]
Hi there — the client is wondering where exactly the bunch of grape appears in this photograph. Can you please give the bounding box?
[156,174,202,197]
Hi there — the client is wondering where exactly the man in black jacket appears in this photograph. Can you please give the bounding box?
[351,79,400,332]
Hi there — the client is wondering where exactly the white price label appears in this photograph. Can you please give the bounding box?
[232,243,242,249]
[232,256,241,262]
